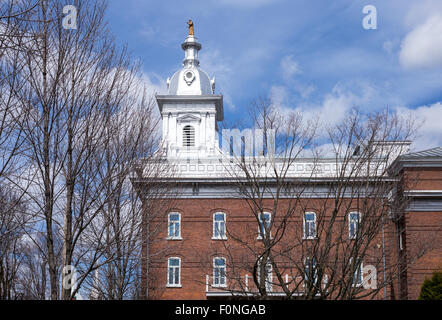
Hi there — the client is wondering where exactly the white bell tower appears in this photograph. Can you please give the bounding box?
[156,22,224,159]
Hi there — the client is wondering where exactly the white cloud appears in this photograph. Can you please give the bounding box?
[396,102,442,150]
[269,85,288,109]
[403,0,442,27]
[139,71,167,97]
[268,80,392,154]
[280,55,301,80]
[200,49,236,110]
[383,39,400,55]
[400,14,442,69]
[294,83,315,99]
[299,81,376,129]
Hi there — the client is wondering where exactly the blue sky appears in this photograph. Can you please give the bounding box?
[105,0,442,150]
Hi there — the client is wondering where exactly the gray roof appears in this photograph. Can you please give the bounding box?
[389,146,442,174]
[400,147,442,159]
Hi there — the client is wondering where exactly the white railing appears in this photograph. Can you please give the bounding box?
[205,274,329,297]
[205,274,309,297]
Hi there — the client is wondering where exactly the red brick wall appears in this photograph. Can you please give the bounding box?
[145,198,391,300]
[403,168,442,190]
[402,168,442,299]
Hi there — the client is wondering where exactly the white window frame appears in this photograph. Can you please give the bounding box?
[348,212,361,239]
[350,257,363,287]
[399,232,403,251]
[212,212,227,240]
[304,256,318,287]
[167,257,181,287]
[213,257,227,287]
[257,212,271,239]
[167,212,182,240]
[257,258,273,292]
[303,212,317,239]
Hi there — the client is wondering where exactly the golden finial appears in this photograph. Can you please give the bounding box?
[187,19,194,36]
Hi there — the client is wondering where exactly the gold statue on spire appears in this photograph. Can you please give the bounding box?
[187,19,194,36]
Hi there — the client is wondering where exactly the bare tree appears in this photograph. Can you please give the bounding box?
[0,0,177,300]
[0,188,28,299]
[0,0,43,55]
[0,0,41,301]
[0,0,165,300]
[80,92,176,300]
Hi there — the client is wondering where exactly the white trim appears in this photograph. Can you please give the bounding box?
[404,190,442,193]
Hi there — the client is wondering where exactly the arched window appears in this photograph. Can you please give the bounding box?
[183,125,195,147]
[213,212,227,240]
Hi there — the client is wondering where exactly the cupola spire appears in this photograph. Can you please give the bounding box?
[182,19,201,67]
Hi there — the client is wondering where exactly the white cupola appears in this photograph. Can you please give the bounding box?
[156,21,224,160]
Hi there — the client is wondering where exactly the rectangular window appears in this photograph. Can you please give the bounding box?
[257,258,273,292]
[213,213,226,239]
[349,212,361,239]
[167,258,181,287]
[399,232,403,251]
[304,257,318,286]
[213,257,226,287]
[304,212,316,239]
[257,212,271,239]
[168,213,181,239]
[350,257,363,287]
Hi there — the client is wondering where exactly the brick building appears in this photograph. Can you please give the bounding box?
[132,30,442,300]
[389,148,442,299]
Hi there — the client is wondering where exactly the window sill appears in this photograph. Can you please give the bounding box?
[257,235,273,240]
[212,237,227,241]
[166,284,182,288]
[166,237,183,241]
[302,237,317,240]
[212,284,228,288]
